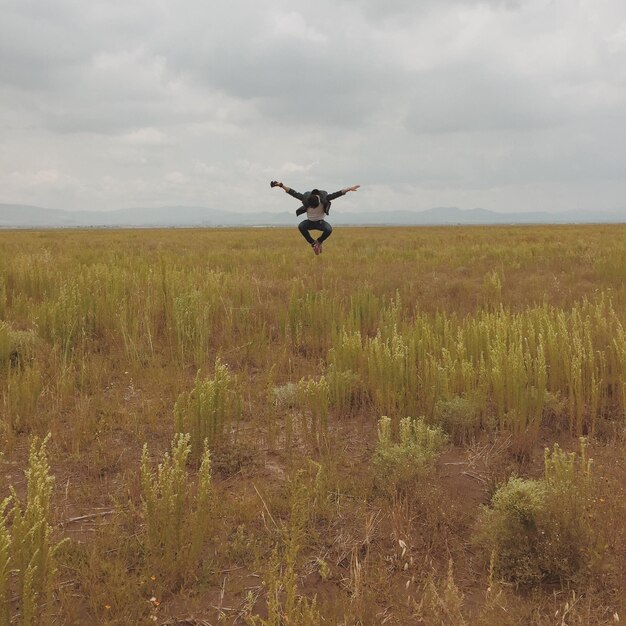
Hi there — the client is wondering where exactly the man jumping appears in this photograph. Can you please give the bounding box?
[271,181,360,255]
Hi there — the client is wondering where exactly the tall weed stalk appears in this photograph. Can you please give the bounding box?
[174,359,239,461]
[140,433,212,587]
[1,436,65,626]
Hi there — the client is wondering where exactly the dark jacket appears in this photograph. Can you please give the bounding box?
[288,188,346,217]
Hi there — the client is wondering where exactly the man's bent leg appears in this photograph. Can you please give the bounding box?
[316,221,333,244]
[298,220,317,245]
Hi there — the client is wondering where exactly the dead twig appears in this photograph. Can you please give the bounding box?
[159,618,212,626]
[461,471,487,484]
[253,483,279,531]
[60,510,116,525]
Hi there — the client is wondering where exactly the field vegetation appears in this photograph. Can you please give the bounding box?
[0,224,625,624]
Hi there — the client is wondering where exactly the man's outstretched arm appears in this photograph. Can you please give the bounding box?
[271,181,304,201]
[327,184,360,202]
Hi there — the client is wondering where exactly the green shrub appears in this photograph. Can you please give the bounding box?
[475,439,596,585]
[415,560,467,626]
[140,433,213,587]
[0,436,66,626]
[0,323,36,371]
[326,365,366,416]
[475,476,546,584]
[434,395,482,445]
[0,498,11,626]
[297,377,330,449]
[272,382,299,408]
[2,363,43,444]
[174,358,240,461]
[250,469,322,626]
[373,416,447,495]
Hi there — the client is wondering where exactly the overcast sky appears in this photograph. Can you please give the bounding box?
[1,0,625,215]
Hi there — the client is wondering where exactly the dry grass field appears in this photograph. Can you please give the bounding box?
[1,224,625,625]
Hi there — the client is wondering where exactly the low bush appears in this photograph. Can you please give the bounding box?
[475,439,597,585]
[373,416,447,495]
[0,323,36,371]
[434,395,483,445]
[272,382,299,408]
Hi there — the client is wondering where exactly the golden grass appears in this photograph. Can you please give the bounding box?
[0,224,625,624]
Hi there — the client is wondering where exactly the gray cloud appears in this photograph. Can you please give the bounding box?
[1,0,625,214]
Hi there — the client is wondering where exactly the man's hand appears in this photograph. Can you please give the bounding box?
[343,184,360,193]
[271,181,291,192]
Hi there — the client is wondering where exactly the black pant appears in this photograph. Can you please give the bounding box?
[298,219,333,245]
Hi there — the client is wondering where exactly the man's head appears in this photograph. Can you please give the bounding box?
[307,194,320,208]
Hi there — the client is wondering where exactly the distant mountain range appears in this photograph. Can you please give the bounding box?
[2,203,626,228]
